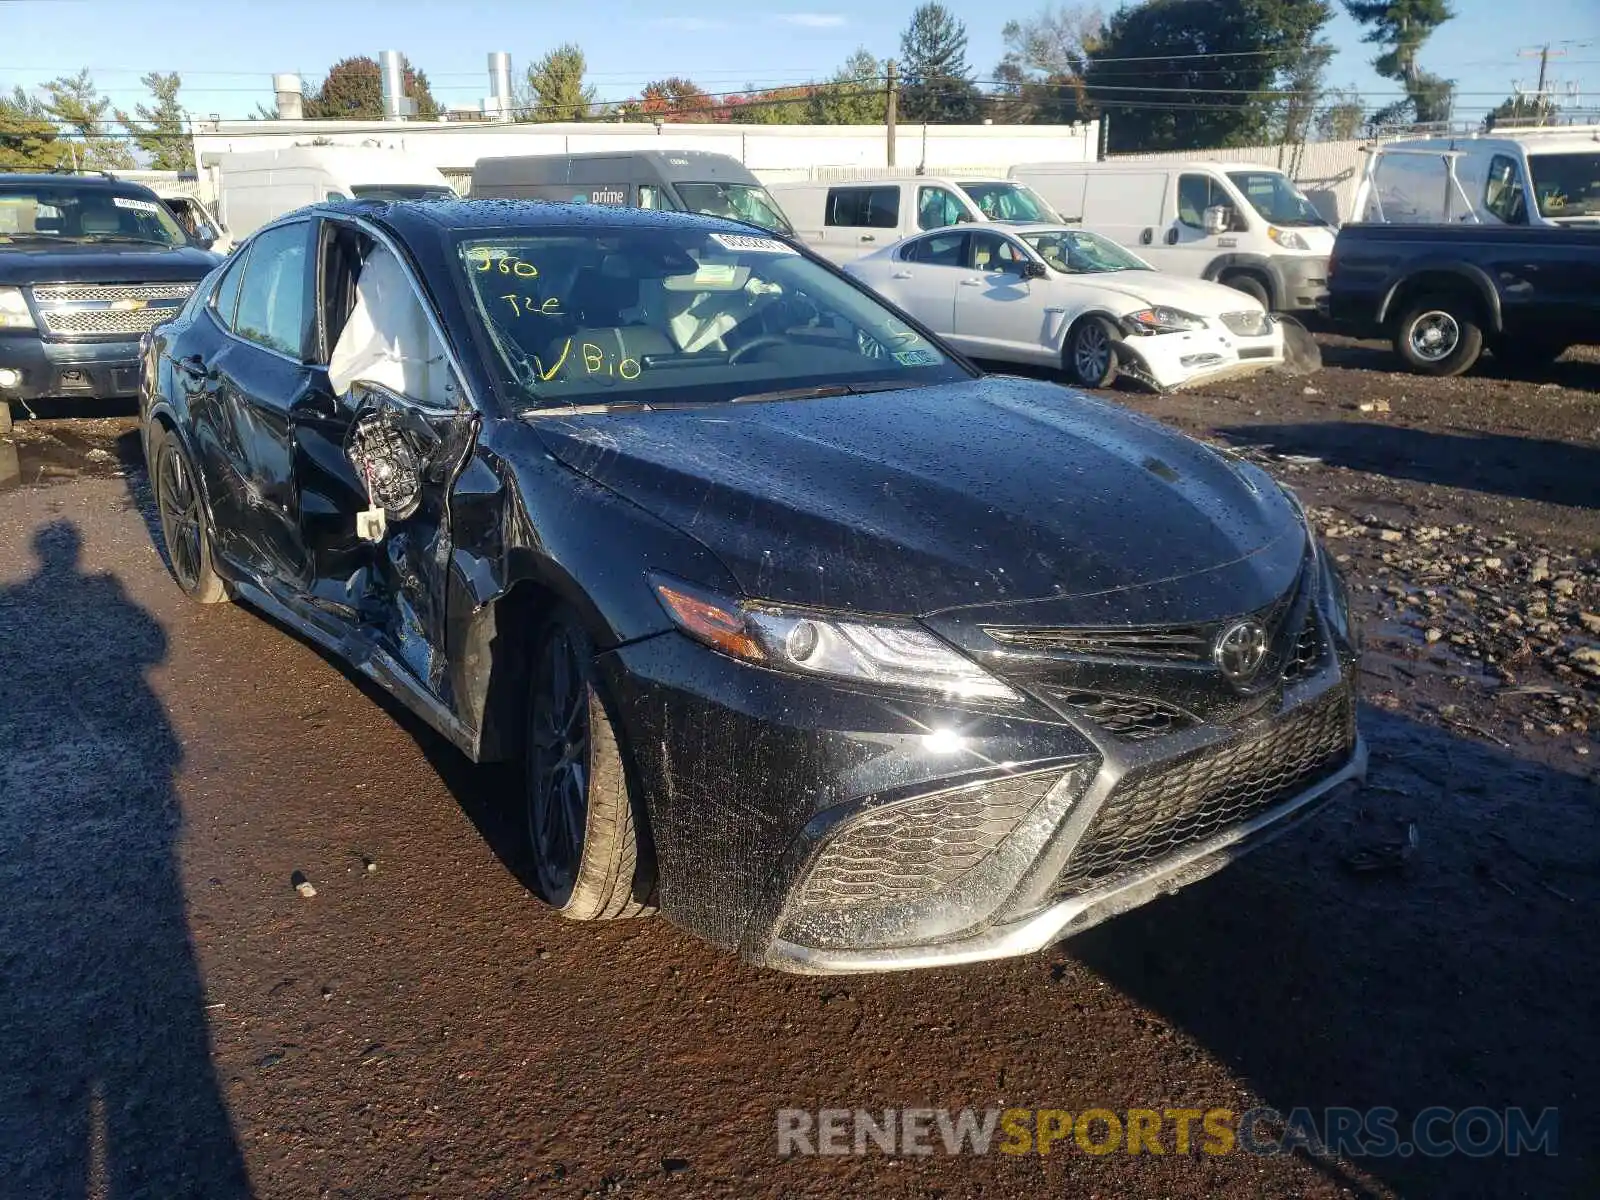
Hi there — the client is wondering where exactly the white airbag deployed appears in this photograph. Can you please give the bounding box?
[329,245,448,403]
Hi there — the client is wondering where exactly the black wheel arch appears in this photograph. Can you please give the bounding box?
[1379,264,1502,334]
[1202,252,1280,310]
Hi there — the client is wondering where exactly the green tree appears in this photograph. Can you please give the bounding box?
[993,4,1101,123]
[1315,86,1368,139]
[810,49,888,124]
[1484,93,1557,130]
[115,71,192,170]
[728,84,812,125]
[1276,28,1335,143]
[899,3,983,124]
[1342,0,1454,125]
[304,55,440,120]
[518,44,597,121]
[1084,0,1332,152]
[42,70,134,169]
[0,85,66,170]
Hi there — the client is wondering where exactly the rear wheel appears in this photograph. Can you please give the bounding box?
[150,423,229,604]
[1064,316,1121,388]
[1393,295,1484,376]
[524,612,654,921]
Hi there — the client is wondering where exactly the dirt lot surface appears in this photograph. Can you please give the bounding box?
[2,339,1596,1199]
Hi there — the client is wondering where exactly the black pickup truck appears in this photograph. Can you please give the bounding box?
[1322,222,1600,376]
[1,173,221,426]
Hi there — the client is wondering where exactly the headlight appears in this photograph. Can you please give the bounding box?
[0,287,35,330]
[652,576,1018,702]
[1268,226,1309,251]
[1125,306,1207,335]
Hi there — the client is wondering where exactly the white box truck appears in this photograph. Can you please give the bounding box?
[1008,160,1336,313]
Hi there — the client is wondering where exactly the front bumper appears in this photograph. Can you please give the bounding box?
[1267,254,1330,313]
[1118,320,1285,390]
[604,592,1362,973]
[0,333,142,402]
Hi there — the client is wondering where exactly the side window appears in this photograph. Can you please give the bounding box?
[210,245,251,329]
[917,186,965,231]
[233,221,314,359]
[1483,155,1527,224]
[969,232,1024,272]
[825,187,900,229]
[911,231,966,266]
[1177,174,1216,228]
[638,184,660,210]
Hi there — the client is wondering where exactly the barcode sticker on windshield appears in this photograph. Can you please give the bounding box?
[709,232,796,254]
[894,348,941,366]
[112,196,161,213]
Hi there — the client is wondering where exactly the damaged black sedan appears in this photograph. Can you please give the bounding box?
[140,200,1363,973]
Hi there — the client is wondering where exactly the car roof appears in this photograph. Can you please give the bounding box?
[0,173,160,192]
[314,196,783,242]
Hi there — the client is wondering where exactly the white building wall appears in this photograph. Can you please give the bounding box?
[191,118,1099,194]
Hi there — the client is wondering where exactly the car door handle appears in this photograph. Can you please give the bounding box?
[1140,228,1154,245]
[891,271,913,279]
[959,279,984,287]
[1165,228,1180,245]
[860,234,876,243]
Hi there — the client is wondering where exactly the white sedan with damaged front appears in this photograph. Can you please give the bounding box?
[845,223,1285,390]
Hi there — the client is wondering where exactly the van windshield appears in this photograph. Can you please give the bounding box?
[1527,152,1600,219]
[0,184,190,246]
[455,226,966,410]
[672,183,793,235]
[1226,171,1326,226]
[350,184,457,202]
[959,182,1060,222]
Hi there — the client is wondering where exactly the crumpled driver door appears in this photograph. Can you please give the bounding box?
[339,380,478,705]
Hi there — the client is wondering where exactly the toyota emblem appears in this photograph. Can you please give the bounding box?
[1214,618,1270,687]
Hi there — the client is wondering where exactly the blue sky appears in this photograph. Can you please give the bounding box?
[2,0,1597,123]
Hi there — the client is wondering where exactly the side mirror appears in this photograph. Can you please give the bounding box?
[1021,260,1048,280]
[1203,205,1232,236]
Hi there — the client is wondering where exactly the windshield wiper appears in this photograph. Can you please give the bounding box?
[729,380,913,405]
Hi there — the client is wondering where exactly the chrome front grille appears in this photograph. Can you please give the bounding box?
[1050,689,1355,899]
[30,281,194,337]
[1220,310,1270,337]
[1280,608,1326,683]
[987,624,1213,662]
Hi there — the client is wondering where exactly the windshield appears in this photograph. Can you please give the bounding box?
[671,182,793,235]
[0,185,190,246]
[1020,229,1150,274]
[350,184,457,202]
[1527,152,1600,219]
[456,227,968,410]
[958,182,1061,223]
[1226,171,1326,226]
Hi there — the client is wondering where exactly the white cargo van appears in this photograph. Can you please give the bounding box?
[1354,125,1600,227]
[768,177,1060,264]
[1008,161,1335,313]
[207,147,455,240]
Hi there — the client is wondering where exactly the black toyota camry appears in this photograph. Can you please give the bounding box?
[139,199,1363,973]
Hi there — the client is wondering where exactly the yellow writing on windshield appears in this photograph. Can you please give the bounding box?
[500,293,564,318]
[469,248,539,277]
[533,337,642,383]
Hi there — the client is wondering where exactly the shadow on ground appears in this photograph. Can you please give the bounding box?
[0,521,250,1198]
[1070,706,1597,1197]
[1218,421,1600,509]
[1318,339,1600,391]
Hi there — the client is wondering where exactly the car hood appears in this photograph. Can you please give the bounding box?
[533,375,1305,622]
[1059,270,1264,317]
[0,242,220,287]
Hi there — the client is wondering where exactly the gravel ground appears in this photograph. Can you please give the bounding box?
[1,340,1596,1199]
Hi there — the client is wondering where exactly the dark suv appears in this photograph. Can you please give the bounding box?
[0,174,221,417]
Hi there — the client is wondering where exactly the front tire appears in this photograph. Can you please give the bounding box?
[1221,274,1272,310]
[524,613,654,921]
[150,422,229,605]
[1393,295,1484,376]
[1065,316,1121,388]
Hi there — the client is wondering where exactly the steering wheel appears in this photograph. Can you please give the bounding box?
[728,335,790,365]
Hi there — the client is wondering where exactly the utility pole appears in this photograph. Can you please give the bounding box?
[886,60,897,168]
[1517,44,1566,109]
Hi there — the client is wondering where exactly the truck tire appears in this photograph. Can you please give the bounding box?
[1064,316,1121,388]
[150,421,231,604]
[1393,295,1484,377]
[1221,273,1272,310]
[524,611,656,921]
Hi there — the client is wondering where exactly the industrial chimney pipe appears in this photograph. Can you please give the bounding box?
[379,49,407,121]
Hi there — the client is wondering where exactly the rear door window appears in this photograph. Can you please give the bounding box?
[902,230,967,265]
[233,221,315,359]
[826,186,900,229]
[211,245,251,329]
